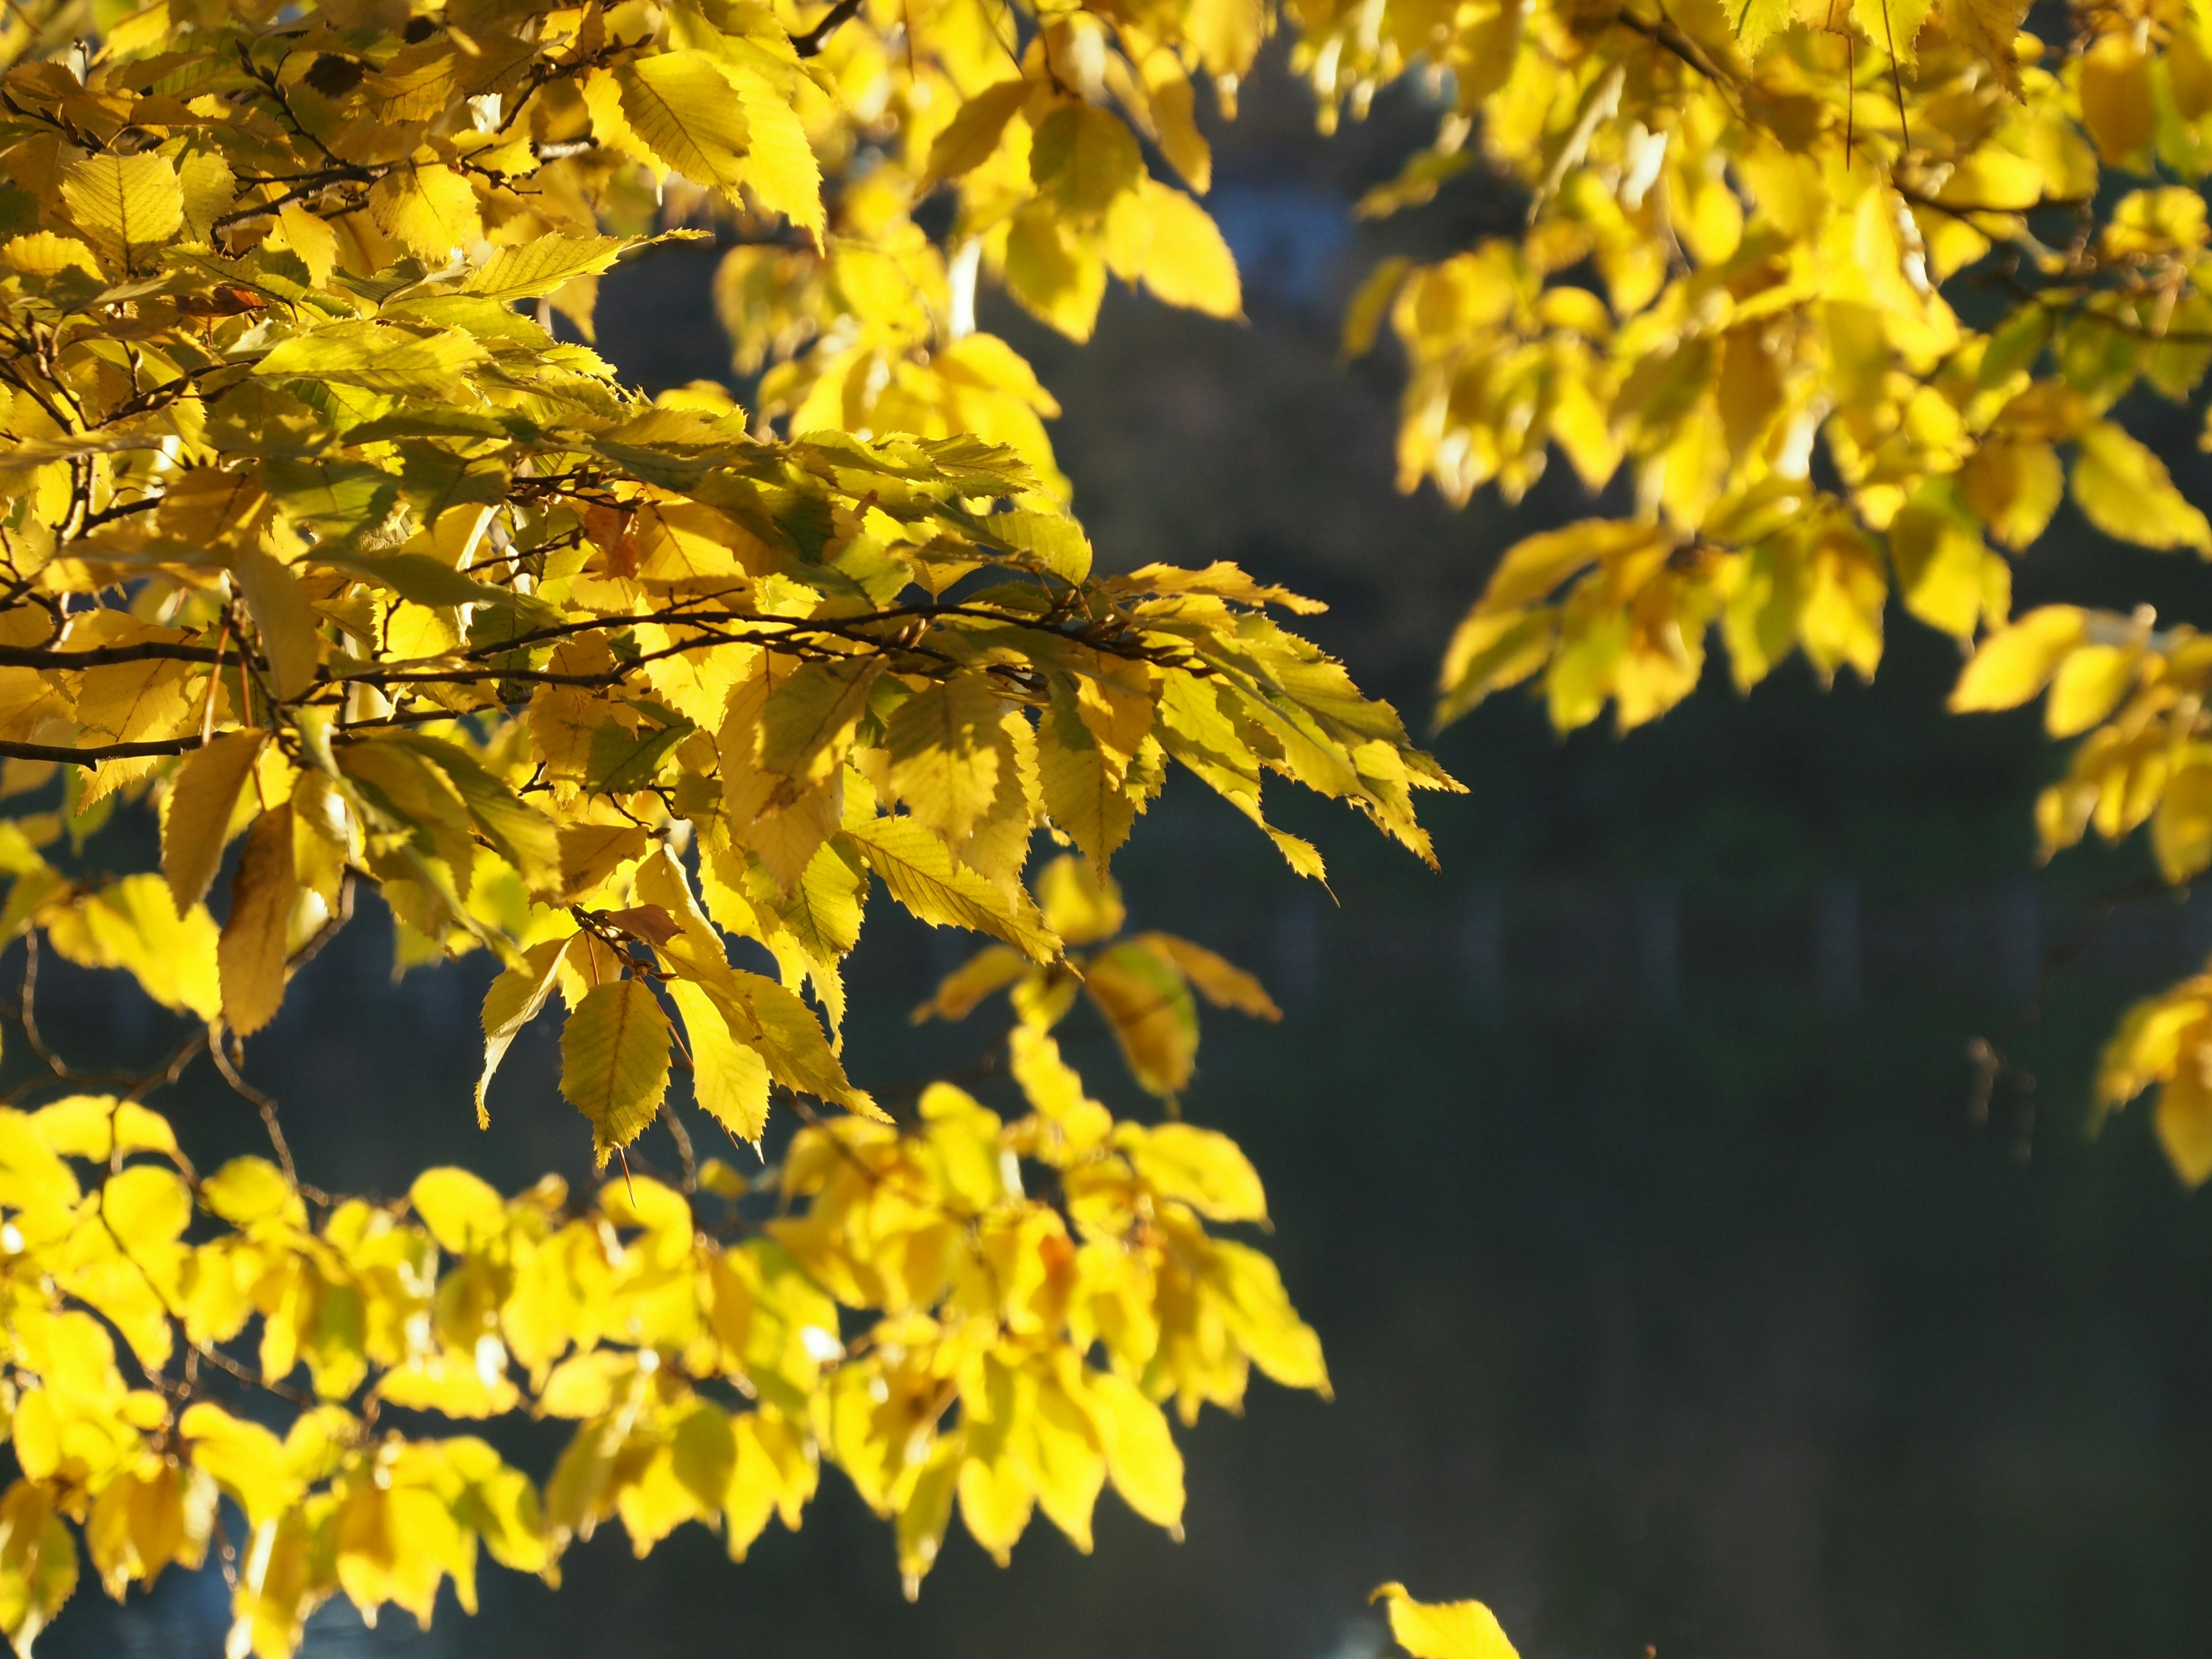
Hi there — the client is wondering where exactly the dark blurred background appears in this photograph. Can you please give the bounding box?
[40,50,2212,1659]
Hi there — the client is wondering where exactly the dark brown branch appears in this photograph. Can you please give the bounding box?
[791,0,866,56]
[0,733,210,767]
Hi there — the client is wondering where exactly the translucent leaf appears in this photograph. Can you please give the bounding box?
[233,547,322,702]
[884,675,1003,842]
[1035,854,1124,945]
[464,233,630,302]
[368,161,483,262]
[1119,1121,1267,1220]
[559,979,672,1166]
[669,978,771,1143]
[410,1166,507,1254]
[1082,1369,1184,1531]
[477,934,575,1126]
[44,875,222,1022]
[1083,941,1198,1097]
[59,152,182,267]
[845,816,1060,961]
[617,52,753,195]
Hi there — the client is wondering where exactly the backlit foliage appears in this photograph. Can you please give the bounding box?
[1308,0,2212,1181]
[0,0,1469,1646]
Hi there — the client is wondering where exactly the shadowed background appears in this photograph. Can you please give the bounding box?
[35,50,2212,1659]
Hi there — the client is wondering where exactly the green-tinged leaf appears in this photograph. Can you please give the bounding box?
[0,1479,78,1654]
[463,234,631,302]
[252,323,488,397]
[1030,104,1143,222]
[560,978,672,1166]
[1082,940,1198,1097]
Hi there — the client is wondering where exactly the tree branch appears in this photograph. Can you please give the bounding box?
[791,0,866,58]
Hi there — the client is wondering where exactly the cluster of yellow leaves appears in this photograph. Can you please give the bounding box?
[0,1020,1324,1653]
[915,852,1280,1100]
[1950,604,2212,1184]
[0,0,1473,1647]
[1289,0,2212,1188]
[0,74,1453,1154]
[1304,0,2212,738]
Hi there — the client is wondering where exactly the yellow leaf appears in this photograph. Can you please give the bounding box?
[477,933,575,1126]
[1003,204,1105,343]
[925,80,1033,183]
[180,1403,296,1528]
[28,1094,179,1163]
[219,805,298,1038]
[1948,606,2086,712]
[200,1156,304,1227]
[2158,1050,2212,1187]
[1036,853,1124,945]
[1030,103,1143,223]
[618,52,753,196]
[560,979,672,1166]
[162,731,267,915]
[885,675,1004,842]
[1933,0,2027,94]
[272,202,339,290]
[233,546,322,702]
[669,977,771,1143]
[1082,1369,1183,1531]
[2155,758,2212,884]
[0,1479,78,1654]
[410,1166,507,1254]
[2071,423,2212,552]
[845,816,1060,961]
[1886,505,1988,639]
[911,944,1029,1022]
[1119,1121,1267,1221]
[1957,440,2062,550]
[2046,642,2140,737]
[728,64,823,237]
[1128,181,1242,319]
[464,233,630,302]
[1082,940,1198,1097]
[1185,0,1267,80]
[1137,932,1280,1018]
[59,152,183,268]
[368,161,483,263]
[2079,36,2154,164]
[46,874,222,1022]
[1370,1584,1521,1659]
